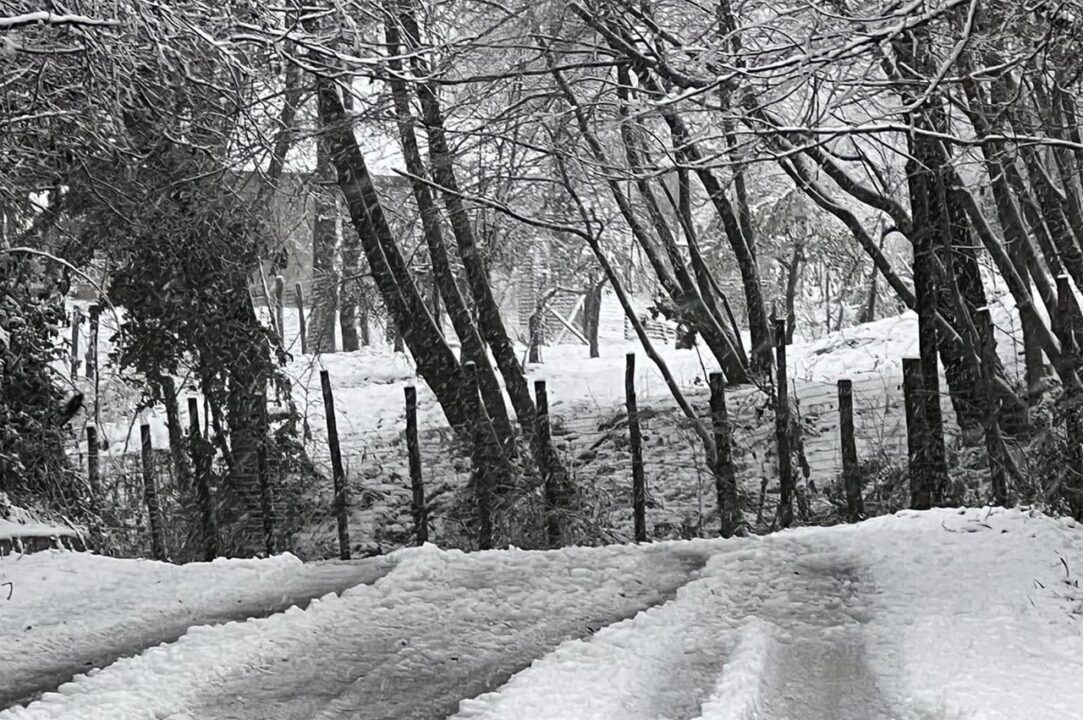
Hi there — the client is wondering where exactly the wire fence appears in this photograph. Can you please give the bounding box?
[60,347,974,561]
[54,293,995,560]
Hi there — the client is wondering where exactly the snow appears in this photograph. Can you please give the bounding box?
[0,521,77,542]
[454,509,1083,720]
[0,497,82,554]
[0,550,392,707]
[5,508,1083,719]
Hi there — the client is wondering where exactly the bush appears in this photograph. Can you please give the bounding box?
[0,253,80,510]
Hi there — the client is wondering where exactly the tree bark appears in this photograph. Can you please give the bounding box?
[308,135,339,355]
[583,277,603,358]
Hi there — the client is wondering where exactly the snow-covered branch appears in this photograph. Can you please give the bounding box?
[0,11,120,30]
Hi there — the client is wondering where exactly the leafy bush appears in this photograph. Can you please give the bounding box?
[0,253,80,508]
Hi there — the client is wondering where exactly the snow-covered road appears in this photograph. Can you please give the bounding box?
[5,508,1083,720]
[165,543,711,720]
[0,554,393,708]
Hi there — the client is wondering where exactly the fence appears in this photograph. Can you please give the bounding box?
[64,301,1030,561]
[71,364,965,561]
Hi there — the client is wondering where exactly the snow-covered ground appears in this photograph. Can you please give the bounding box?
[5,507,1083,719]
[0,495,82,556]
[0,551,392,707]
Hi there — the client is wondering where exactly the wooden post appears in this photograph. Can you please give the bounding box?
[903,358,932,510]
[535,380,561,548]
[774,318,795,528]
[461,362,494,550]
[86,425,99,507]
[1055,276,1083,518]
[274,275,286,347]
[187,398,218,561]
[528,312,543,364]
[85,304,100,382]
[404,386,428,545]
[86,425,100,546]
[837,379,864,522]
[140,423,167,561]
[320,370,351,559]
[975,308,1009,506]
[70,308,82,380]
[710,372,739,538]
[626,353,647,542]
[295,282,307,355]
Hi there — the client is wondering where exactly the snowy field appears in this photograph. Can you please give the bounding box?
[3,507,1082,719]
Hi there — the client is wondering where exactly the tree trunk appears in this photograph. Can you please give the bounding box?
[340,265,361,352]
[583,277,603,359]
[308,136,339,355]
[315,78,475,438]
[222,278,274,555]
[397,3,549,467]
[905,153,950,502]
[383,11,516,450]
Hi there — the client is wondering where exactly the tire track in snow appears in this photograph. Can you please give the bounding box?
[0,558,394,711]
[448,537,939,720]
[180,545,711,720]
[751,563,931,720]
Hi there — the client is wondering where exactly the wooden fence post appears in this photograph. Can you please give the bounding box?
[837,379,864,522]
[295,282,307,355]
[187,397,218,561]
[320,370,351,560]
[140,423,167,561]
[70,308,82,380]
[85,425,100,546]
[404,386,428,545]
[1055,275,1083,518]
[710,372,739,538]
[274,275,285,347]
[86,425,99,506]
[774,318,795,528]
[534,380,563,548]
[461,362,494,550]
[85,304,99,382]
[528,312,543,364]
[902,358,933,510]
[626,353,647,542]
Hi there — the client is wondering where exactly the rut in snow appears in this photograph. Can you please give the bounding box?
[1,558,393,710]
[450,536,939,720]
[179,544,711,720]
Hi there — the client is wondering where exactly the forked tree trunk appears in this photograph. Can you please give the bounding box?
[383,12,515,450]
[396,1,552,468]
